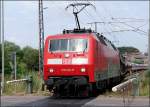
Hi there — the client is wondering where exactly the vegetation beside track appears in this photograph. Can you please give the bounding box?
[104,70,150,97]
[3,72,49,96]
[3,70,149,96]
[139,70,150,96]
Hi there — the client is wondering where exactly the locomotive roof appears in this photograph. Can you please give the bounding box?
[47,28,118,51]
[62,28,94,34]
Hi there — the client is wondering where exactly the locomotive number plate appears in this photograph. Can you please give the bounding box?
[61,68,75,72]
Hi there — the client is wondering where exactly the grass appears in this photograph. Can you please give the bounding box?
[3,74,27,95]
[103,70,150,97]
[139,70,150,96]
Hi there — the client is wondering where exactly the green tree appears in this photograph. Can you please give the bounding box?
[1,41,39,75]
[4,41,21,74]
[22,46,39,72]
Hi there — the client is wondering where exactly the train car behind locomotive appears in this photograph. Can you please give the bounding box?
[44,29,122,97]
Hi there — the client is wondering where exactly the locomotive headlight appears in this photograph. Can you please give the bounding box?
[64,53,69,58]
[49,68,54,73]
[80,68,86,72]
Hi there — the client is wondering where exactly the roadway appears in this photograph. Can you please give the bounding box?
[1,95,149,107]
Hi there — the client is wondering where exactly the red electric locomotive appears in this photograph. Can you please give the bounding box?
[44,29,123,97]
[43,3,125,97]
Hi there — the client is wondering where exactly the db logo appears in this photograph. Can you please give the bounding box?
[63,59,71,64]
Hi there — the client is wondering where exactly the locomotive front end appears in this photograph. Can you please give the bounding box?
[44,34,94,97]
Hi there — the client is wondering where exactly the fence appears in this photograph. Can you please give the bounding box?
[112,74,140,107]
[6,75,33,94]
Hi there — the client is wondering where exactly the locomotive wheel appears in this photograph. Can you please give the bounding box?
[52,87,61,98]
[73,85,90,97]
[88,83,99,97]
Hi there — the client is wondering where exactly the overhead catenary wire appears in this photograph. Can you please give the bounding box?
[135,23,148,29]
[112,18,148,38]
[98,4,123,45]
[93,1,140,45]
[111,17,149,36]
[98,2,148,45]
[84,9,95,21]
[110,19,148,34]
[92,4,119,45]
[109,25,148,40]
[112,17,149,21]
[97,1,148,45]
[120,22,148,34]
[111,18,148,36]
[110,22,148,36]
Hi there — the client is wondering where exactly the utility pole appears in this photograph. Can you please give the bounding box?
[10,52,16,80]
[13,52,17,93]
[38,0,44,83]
[148,26,150,69]
[87,22,105,32]
[13,52,16,80]
[1,0,4,95]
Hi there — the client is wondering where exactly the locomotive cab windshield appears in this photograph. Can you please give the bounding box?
[49,38,88,52]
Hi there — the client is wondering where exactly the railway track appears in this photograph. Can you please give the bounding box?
[1,95,149,107]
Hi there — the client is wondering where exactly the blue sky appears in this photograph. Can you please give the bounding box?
[4,1,149,52]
